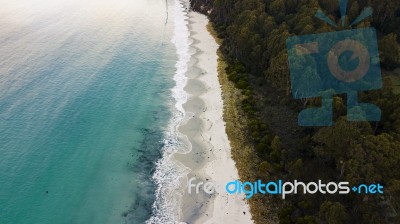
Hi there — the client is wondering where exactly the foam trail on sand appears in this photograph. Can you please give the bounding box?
[147,0,191,223]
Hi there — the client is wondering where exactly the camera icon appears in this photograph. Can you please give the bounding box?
[286,27,382,126]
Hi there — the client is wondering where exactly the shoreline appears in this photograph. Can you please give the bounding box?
[174,11,253,223]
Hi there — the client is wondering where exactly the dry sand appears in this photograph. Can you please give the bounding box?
[174,11,253,224]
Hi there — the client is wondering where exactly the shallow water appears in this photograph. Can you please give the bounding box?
[0,0,177,223]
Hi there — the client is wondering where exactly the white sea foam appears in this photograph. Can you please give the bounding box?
[147,0,191,223]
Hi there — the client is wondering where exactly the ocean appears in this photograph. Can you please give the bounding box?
[0,0,189,223]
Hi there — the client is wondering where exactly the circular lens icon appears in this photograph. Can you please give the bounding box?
[327,40,370,83]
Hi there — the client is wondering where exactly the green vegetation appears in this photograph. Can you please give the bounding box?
[193,0,400,223]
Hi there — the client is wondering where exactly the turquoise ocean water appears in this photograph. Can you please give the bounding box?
[0,0,187,223]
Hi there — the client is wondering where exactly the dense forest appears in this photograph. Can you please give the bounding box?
[191,0,400,223]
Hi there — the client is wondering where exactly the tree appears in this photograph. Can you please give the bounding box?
[269,136,283,164]
[319,201,349,224]
[290,159,304,179]
[379,33,400,69]
[312,118,372,163]
[266,50,290,94]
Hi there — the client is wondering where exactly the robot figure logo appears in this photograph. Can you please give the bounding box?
[286,0,382,126]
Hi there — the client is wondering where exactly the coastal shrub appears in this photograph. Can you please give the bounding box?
[256,142,266,152]
[237,79,249,89]
[227,61,246,74]
[269,149,281,164]
[242,96,256,107]
[242,107,255,115]
[298,200,313,211]
[258,161,270,174]
[278,206,294,224]
[296,216,317,224]
[379,33,400,69]
[225,61,251,90]
[243,89,252,97]
[258,160,282,174]
[215,25,227,38]
[260,134,273,147]
[318,201,349,224]
[270,136,282,152]
[255,135,272,157]
[251,131,261,142]
[227,71,238,82]
[248,119,260,129]
[242,104,255,115]
[289,159,304,179]
[259,123,268,132]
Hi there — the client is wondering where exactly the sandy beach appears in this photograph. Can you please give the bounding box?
[173,11,253,224]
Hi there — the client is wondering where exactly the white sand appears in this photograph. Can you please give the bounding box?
[176,11,253,224]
